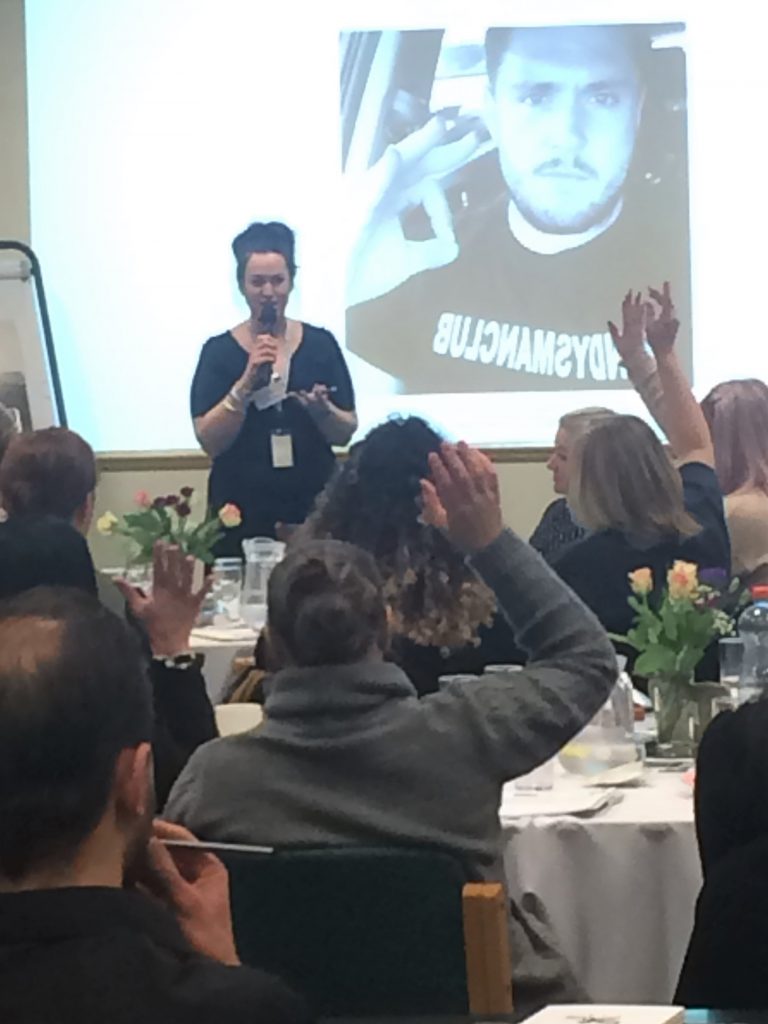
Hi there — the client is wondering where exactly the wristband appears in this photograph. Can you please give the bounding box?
[152,652,201,671]
[223,388,246,415]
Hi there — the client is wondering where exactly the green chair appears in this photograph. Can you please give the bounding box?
[218,845,511,1017]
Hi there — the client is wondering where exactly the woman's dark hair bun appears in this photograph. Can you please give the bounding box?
[293,591,373,667]
[267,540,388,668]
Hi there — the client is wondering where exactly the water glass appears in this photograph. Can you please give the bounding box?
[719,637,743,704]
[212,557,243,623]
[241,537,285,623]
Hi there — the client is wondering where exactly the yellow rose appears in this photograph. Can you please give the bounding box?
[628,567,653,595]
[218,503,242,529]
[667,560,699,601]
[96,511,119,535]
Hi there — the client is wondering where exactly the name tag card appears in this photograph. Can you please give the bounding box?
[270,431,294,469]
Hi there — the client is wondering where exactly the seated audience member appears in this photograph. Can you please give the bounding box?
[618,318,768,581]
[676,833,768,1009]
[529,407,614,563]
[0,427,217,804]
[692,698,768,877]
[701,380,768,581]
[0,588,308,1024]
[0,426,116,608]
[0,515,97,597]
[298,417,523,695]
[166,442,617,1012]
[550,285,730,640]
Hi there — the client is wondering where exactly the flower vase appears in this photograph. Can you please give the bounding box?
[650,674,730,758]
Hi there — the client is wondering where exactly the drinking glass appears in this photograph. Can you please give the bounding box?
[241,538,285,627]
[212,557,243,623]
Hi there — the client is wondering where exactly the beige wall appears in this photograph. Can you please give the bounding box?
[1,0,553,568]
[88,458,555,568]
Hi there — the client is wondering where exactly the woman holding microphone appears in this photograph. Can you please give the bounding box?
[191,222,357,555]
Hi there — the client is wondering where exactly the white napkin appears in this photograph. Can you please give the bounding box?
[500,785,620,821]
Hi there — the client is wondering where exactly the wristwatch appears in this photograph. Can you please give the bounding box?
[151,652,203,671]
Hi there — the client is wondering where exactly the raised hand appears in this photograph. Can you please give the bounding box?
[607,289,646,361]
[645,281,679,357]
[420,441,503,553]
[115,541,211,657]
[139,820,239,966]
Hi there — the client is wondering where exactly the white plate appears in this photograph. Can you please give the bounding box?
[583,760,646,788]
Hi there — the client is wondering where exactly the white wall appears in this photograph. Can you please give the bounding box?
[1,0,554,568]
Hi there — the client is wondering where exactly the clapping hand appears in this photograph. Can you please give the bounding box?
[420,441,503,553]
[607,289,646,361]
[644,282,679,357]
[137,820,239,966]
[115,541,211,657]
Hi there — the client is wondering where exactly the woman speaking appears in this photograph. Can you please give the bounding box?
[191,222,357,555]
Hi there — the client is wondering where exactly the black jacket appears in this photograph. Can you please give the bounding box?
[694,699,768,876]
[0,886,309,1024]
[0,516,217,805]
[676,835,768,1008]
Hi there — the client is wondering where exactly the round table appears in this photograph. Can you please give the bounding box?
[501,769,701,1004]
[191,610,265,702]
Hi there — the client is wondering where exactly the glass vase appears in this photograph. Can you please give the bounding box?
[650,674,730,758]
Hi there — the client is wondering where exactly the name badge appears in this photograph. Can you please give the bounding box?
[270,431,294,469]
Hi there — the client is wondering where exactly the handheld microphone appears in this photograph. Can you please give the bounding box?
[254,300,278,388]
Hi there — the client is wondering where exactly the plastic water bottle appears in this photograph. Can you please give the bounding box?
[738,586,768,703]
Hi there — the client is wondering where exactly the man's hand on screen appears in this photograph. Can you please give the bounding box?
[346,113,485,306]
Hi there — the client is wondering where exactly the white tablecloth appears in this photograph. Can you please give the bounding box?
[502,770,701,1005]
[191,613,265,702]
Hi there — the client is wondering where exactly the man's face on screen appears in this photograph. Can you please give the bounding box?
[487,26,644,233]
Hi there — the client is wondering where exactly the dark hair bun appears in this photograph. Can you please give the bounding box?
[292,591,372,667]
[267,540,388,668]
[232,221,297,283]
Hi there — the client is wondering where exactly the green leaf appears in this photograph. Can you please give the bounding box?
[635,647,677,677]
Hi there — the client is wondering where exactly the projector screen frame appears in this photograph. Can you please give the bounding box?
[0,239,67,428]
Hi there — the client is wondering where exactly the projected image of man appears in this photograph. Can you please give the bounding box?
[486,26,644,239]
[343,23,691,395]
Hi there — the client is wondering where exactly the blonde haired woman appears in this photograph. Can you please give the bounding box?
[550,284,730,639]
[530,406,614,562]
